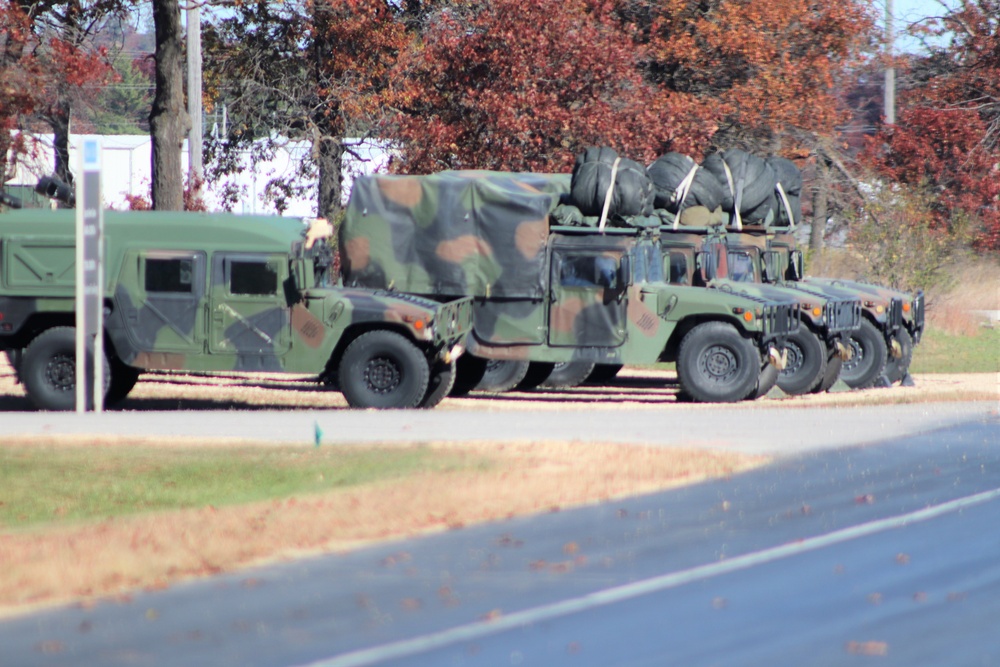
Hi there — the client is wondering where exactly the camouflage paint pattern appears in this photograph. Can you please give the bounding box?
[342,171,799,367]
[0,208,472,376]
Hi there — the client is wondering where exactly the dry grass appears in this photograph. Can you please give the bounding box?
[809,248,1000,336]
[0,438,763,617]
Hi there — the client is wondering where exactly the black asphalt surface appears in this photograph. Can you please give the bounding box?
[1,413,997,667]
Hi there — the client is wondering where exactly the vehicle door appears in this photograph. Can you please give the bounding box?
[209,253,291,357]
[119,250,206,354]
[548,248,627,347]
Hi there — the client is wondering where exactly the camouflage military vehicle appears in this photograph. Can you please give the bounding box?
[340,170,800,404]
[647,149,923,390]
[766,231,924,388]
[658,221,862,396]
[0,207,472,410]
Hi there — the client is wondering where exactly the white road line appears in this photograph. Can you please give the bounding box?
[295,487,1000,667]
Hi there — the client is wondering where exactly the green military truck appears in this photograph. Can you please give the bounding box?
[340,170,799,403]
[0,207,472,410]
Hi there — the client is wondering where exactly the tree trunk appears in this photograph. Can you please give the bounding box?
[149,0,190,211]
[810,159,828,253]
[317,136,344,222]
[51,100,72,183]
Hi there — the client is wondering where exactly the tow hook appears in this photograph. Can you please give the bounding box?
[768,346,788,371]
[442,343,465,364]
[890,338,903,359]
[836,340,853,361]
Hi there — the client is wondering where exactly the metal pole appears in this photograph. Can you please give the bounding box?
[885,0,896,125]
[187,4,203,191]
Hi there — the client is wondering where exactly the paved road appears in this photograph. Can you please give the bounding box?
[4,400,997,456]
[2,413,998,666]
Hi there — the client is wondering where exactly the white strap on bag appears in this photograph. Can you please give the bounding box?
[672,164,700,230]
[776,182,795,230]
[721,160,742,231]
[598,157,622,233]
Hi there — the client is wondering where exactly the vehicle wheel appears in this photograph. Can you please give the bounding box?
[813,346,843,393]
[515,362,556,391]
[746,362,779,400]
[105,357,141,406]
[676,322,760,403]
[585,363,624,384]
[474,359,530,393]
[883,327,914,385]
[20,327,109,411]
[776,328,827,396]
[418,358,456,409]
[449,354,489,397]
[840,319,888,390]
[337,330,430,409]
[541,361,596,389]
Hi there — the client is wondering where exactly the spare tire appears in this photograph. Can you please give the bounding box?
[647,153,723,213]
[571,147,654,219]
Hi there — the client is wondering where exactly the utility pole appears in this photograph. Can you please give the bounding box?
[884,0,896,125]
[187,3,203,192]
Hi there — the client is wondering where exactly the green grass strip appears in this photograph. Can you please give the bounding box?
[0,444,484,530]
[910,327,1000,374]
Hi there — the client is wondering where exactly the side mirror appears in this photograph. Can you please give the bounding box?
[762,250,779,283]
[695,250,712,283]
[618,254,632,287]
[788,249,804,281]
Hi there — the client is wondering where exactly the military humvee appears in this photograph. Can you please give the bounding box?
[0,208,472,410]
[659,221,862,396]
[766,231,924,388]
[340,170,800,403]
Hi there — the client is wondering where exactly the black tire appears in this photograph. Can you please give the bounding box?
[20,327,110,411]
[541,361,596,389]
[449,354,489,397]
[840,319,889,390]
[515,362,555,391]
[776,328,828,396]
[585,363,624,384]
[337,330,430,409]
[474,359,530,393]
[813,345,843,393]
[676,322,760,403]
[883,327,914,385]
[746,362,780,400]
[418,358,456,409]
[105,358,141,406]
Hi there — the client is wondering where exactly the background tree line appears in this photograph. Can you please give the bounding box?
[2,0,998,255]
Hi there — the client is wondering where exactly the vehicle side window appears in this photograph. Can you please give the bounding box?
[668,251,688,285]
[145,257,194,293]
[559,254,618,289]
[230,260,278,296]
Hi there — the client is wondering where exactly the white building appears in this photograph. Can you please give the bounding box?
[4,133,391,215]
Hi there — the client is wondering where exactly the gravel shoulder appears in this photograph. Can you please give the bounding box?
[1,357,997,618]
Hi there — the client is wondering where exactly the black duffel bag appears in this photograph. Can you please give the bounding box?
[647,152,724,213]
[701,149,777,215]
[570,147,654,219]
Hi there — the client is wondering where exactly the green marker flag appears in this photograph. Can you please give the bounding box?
[314,421,323,447]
